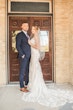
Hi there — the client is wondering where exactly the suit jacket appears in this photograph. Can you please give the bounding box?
[16,31,31,59]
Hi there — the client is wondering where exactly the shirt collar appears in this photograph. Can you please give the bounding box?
[22,30,27,35]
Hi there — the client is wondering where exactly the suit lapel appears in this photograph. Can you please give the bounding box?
[21,31,28,40]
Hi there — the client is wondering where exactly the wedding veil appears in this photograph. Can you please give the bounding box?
[38,28,45,61]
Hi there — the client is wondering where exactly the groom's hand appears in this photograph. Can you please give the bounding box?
[22,55,25,59]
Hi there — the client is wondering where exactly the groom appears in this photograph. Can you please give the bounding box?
[16,22,31,92]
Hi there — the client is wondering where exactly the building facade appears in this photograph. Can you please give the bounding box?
[0,0,73,85]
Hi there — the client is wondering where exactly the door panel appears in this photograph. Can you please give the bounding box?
[9,16,53,82]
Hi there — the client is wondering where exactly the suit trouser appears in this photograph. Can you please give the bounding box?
[19,57,30,88]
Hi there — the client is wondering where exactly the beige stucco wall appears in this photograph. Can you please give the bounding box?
[0,0,7,85]
[54,0,73,84]
[0,0,73,85]
[69,0,73,84]
[54,0,70,83]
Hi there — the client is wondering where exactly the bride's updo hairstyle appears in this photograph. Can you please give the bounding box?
[33,25,39,31]
[32,25,40,33]
[30,25,40,38]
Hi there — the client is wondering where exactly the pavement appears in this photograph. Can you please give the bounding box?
[0,84,73,110]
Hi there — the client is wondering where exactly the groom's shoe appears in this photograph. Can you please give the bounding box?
[24,88,29,92]
[24,86,27,89]
[20,88,25,92]
[20,88,29,92]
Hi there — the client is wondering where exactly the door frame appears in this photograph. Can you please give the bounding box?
[7,14,54,83]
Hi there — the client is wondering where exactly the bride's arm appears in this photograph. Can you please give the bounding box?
[28,36,40,49]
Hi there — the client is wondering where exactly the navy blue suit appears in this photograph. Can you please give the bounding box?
[16,31,31,88]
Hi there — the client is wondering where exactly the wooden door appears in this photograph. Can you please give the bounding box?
[9,16,53,82]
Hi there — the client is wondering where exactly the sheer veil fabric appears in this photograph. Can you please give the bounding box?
[22,34,73,107]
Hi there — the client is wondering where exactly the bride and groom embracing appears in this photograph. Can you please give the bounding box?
[16,22,50,105]
[16,22,46,92]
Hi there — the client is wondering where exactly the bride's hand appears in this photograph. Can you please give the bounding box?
[28,39,31,45]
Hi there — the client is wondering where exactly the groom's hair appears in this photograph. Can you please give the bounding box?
[21,21,29,28]
[21,21,29,24]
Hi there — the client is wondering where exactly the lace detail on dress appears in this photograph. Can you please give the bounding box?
[22,84,73,107]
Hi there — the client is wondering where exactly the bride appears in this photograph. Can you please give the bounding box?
[22,26,73,107]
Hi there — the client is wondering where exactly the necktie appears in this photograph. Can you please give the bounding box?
[26,33,30,39]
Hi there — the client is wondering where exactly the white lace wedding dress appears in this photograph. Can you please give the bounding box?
[22,38,73,107]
